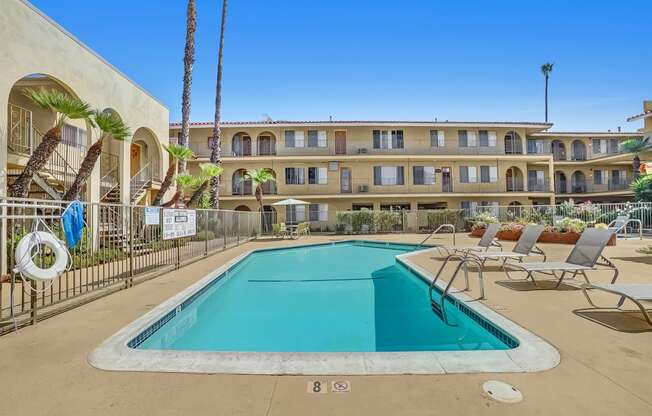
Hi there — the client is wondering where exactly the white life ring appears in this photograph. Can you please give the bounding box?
[14,231,68,281]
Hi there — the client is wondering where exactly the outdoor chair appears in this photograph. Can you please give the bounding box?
[277,223,289,239]
[435,223,502,257]
[608,215,642,239]
[504,228,617,288]
[464,224,546,274]
[298,222,311,238]
[581,283,652,326]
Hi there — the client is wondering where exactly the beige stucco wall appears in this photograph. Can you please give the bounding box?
[1,0,170,203]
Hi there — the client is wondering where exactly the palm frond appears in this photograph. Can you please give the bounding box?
[93,110,131,140]
[164,143,195,161]
[620,138,649,155]
[199,163,224,178]
[175,173,204,191]
[540,62,554,76]
[245,168,276,186]
[23,88,93,126]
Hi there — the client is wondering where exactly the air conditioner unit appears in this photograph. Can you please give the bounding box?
[328,162,339,171]
[357,148,368,154]
[358,185,369,192]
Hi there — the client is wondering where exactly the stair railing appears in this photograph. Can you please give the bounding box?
[129,163,152,203]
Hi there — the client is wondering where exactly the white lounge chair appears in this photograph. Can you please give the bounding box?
[608,215,642,239]
[436,223,502,256]
[504,228,617,287]
[582,283,652,326]
[466,225,546,273]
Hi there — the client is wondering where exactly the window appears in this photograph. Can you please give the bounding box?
[594,169,606,185]
[458,130,468,147]
[430,130,445,147]
[285,130,304,147]
[592,138,619,155]
[459,166,477,183]
[285,167,305,184]
[308,167,328,184]
[373,130,404,149]
[479,130,489,147]
[373,166,404,185]
[528,170,546,189]
[286,205,306,223]
[612,169,627,184]
[413,166,436,185]
[527,138,545,154]
[207,136,216,149]
[62,124,86,147]
[480,166,498,183]
[610,139,619,153]
[307,130,328,148]
[309,204,329,221]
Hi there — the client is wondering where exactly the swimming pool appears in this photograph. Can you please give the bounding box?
[90,241,559,374]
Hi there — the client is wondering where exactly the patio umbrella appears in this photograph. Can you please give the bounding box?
[271,198,310,206]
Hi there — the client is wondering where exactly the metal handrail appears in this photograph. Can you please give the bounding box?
[429,254,485,325]
[420,223,455,246]
[100,168,120,200]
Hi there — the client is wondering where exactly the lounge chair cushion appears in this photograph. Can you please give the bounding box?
[589,284,652,301]
[515,262,592,272]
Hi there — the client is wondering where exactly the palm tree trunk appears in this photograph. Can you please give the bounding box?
[634,155,641,178]
[209,0,228,209]
[63,137,104,201]
[544,75,549,123]
[178,0,197,173]
[187,180,208,207]
[161,190,182,208]
[8,126,61,198]
[152,162,177,206]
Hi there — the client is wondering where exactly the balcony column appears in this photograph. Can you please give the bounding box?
[548,156,555,193]
[0,84,8,275]
[119,141,131,205]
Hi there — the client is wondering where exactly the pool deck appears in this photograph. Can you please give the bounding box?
[1,233,651,415]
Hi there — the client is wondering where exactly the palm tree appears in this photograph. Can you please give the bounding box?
[9,88,93,198]
[178,0,197,173]
[631,173,652,202]
[187,163,224,207]
[245,168,276,229]
[540,63,554,123]
[152,144,194,206]
[620,137,650,178]
[162,173,203,207]
[208,0,228,209]
[63,110,130,200]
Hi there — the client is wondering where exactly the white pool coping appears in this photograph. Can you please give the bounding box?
[88,241,560,375]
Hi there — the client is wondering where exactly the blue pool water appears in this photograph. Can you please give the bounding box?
[135,242,516,352]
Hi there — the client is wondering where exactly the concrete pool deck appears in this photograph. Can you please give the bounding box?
[0,233,651,415]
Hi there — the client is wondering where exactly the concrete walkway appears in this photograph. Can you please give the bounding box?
[0,233,651,415]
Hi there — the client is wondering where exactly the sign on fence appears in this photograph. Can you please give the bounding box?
[162,209,197,240]
[144,207,161,225]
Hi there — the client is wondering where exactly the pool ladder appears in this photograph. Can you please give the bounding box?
[428,254,485,326]
[420,223,456,246]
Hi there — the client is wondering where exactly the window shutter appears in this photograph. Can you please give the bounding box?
[285,130,295,147]
[480,166,490,183]
[319,204,328,221]
[396,166,405,185]
[488,131,497,147]
[295,131,305,147]
[373,166,382,185]
[468,166,477,183]
[318,131,327,147]
[424,167,435,184]
[438,131,445,147]
[489,166,498,183]
[468,131,477,147]
[413,166,424,185]
[460,166,469,183]
[373,130,381,149]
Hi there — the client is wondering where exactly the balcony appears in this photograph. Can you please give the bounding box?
[558,177,633,194]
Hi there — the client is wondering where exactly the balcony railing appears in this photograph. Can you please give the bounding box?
[558,178,633,194]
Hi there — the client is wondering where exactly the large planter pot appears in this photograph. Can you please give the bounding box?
[470,228,485,237]
[497,230,522,241]
[538,231,580,244]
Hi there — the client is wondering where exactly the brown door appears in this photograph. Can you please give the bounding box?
[335,131,347,155]
[130,144,141,177]
[340,167,351,193]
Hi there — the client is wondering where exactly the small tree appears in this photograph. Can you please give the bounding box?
[245,169,276,229]
[540,62,554,123]
[620,137,649,178]
[152,144,194,206]
[631,174,652,202]
[9,88,93,197]
[162,173,203,207]
[63,110,130,200]
[187,163,224,207]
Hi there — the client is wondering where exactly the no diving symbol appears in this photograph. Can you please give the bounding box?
[331,380,351,393]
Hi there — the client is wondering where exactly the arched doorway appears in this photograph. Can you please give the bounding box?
[260,205,277,233]
[507,201,523,216]
[555,171,567,193]
[505,166,524,192]
[7,73,91,199]
[232,132,252,157]
[571,140,587,161]
[571,171,586,193]
[551,140,566,161]
[131,127,163,182]
[232,169,252,195]
[234,205,251,212]
[504,131,523,154]
[257,132,277,156]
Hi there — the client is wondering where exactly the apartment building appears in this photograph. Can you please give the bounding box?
[1,0,170,204]
[169,120,646,229]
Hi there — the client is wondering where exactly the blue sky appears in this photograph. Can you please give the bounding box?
[31,0,651,131]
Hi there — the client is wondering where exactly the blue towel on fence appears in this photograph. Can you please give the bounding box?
[61,201,84,249]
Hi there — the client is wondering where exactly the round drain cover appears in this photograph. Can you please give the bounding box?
[482,380,523,403]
